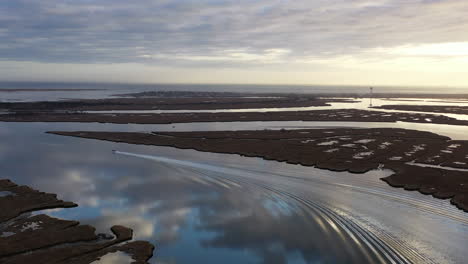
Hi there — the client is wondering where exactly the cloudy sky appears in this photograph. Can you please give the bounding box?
[1,0,468,86]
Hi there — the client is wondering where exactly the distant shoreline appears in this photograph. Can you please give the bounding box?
[0,81,466,96]
[1,87,468,99]
[0,88,105,92]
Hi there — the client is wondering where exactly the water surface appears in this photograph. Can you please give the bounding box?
[1,82,467,102]
[1,122,467,264]
[1,87,467,263]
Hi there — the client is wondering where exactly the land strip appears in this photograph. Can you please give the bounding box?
[1,109,468,126]
[0,179,154,264]
[374,105,468,115]
[117,91,468,100]
[0,95,348,112]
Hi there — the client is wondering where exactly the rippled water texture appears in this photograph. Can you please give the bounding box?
[1,122,467,264]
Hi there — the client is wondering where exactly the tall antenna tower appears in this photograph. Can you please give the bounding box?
[369,87,373,107]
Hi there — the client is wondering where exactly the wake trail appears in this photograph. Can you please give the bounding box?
[114,150,467,224]
[113,150,468,263]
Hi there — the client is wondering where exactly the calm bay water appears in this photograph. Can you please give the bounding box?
[1,121,467,263]
[1,85,467,263]
[0,122,392,263]
[1,82,467,102]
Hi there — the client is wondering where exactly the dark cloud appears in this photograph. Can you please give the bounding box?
[0,0,467,67]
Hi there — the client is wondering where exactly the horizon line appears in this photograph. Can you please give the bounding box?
[0,80,466,89]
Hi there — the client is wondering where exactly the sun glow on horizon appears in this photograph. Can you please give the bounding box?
[375,42,468,57]
[1,1,468,87]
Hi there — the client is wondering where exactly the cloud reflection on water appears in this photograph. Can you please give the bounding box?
[0,122,397,263]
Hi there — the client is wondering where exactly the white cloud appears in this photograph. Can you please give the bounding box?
[1,0,468,85]
[140,48,291,63]
[374,42,468,57]
[90,251,133,264]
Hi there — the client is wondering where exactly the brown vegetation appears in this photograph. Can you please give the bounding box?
[1,109,468,126]
[0,94,347,111]
[0,179,154,264]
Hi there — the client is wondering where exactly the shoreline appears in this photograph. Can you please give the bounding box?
[48,128,468,213]
[0,179,154,263]
[374,105,468,115]
[0,94,349,111]
[1,109,468,126]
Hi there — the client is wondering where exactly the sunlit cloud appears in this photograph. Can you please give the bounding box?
[374,42,468,57]
[90,252,133,264]
[0,0,467,86]
[139,49,291,63]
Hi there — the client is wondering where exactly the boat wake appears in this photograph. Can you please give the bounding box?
[114,150,467,264]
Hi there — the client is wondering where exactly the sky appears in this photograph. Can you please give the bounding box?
[1,0,468,86]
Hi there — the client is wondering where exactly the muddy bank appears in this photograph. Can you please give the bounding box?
[49,128,468,212]
[374,105,468,115]
[0,179,154,264]
[2,109,468,126]
[0,94,348,111]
